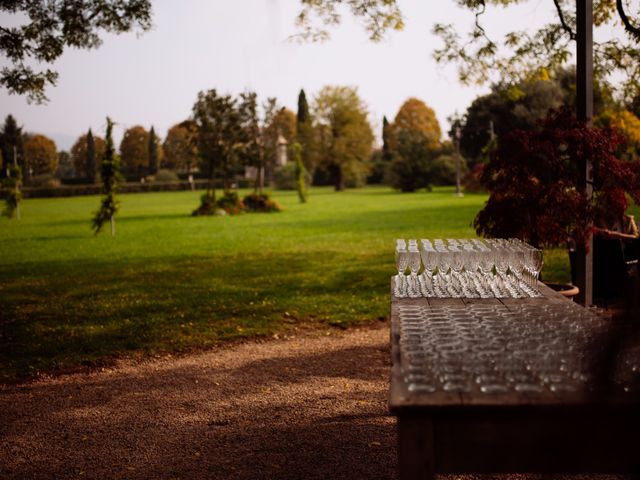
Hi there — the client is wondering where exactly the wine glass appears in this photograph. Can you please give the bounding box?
[395,245,409,297]
[407,246,422,298]
[530,248,544,289]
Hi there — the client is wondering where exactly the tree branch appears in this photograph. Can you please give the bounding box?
[553,0,575,41]
[616,0,640,41]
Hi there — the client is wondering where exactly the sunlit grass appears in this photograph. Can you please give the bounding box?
[0,186,572,381]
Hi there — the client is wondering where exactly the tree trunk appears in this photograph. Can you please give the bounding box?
[110,216,115,237]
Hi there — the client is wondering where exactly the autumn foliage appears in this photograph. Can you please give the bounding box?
[474,107,640,249]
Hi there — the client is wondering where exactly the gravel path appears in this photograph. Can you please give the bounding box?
[0,324,397,479]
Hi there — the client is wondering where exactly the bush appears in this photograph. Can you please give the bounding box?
[463,163,486,193]
[192,190,244,216]
[243,193,281,212]
[387,131,434,192]
[215,190,244,215]
[28,173,60,188]
[274,163,312,190]
[154,169,180,183]
[430,154,468,186]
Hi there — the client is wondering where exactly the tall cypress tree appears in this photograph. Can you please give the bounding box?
[382,115,392,162]
[297,89,309,126]
[92,117,121,237]
[86,128,96,183]
[148,126,158,175]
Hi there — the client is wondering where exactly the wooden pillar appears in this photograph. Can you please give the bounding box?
[575,0,593,306]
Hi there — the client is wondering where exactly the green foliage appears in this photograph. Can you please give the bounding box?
[192,89,244,194]
[430,154,468,186]
[274,163,299,190]
[295,1,640,103]
[148,126,158,175]
[297,89,310,125]
[291,142,309,203]
[92,118,122,236]
[154,168,179,183]
[243,193,281,212]
[382,115,393,163]
[0,114,24,175]
[162,121,199,172]
[2,163,22,218]
[192,190,245,216]
[387,130,435,192]
[295,0,404,42]
[71,132,106,181]
[313,85,374,191]
[0,0,152,103]
[86,128,96,183]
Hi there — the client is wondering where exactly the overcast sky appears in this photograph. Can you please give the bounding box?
[0,0,558,150]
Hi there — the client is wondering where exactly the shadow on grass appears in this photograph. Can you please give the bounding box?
[0,251,392,382]
[0,340,396,479]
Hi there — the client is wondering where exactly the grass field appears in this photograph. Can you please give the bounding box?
[0,186,574,382]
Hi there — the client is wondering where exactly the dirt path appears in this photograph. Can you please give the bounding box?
[0,324,397,479]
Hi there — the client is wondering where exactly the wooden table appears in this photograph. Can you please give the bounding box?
[389,280,640,479]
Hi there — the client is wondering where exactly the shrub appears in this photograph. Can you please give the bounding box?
[463,163,486,193]
[192,191,240,216]
[215,190,244,215]
[430,154,468,185]
[29,173,60,188]
[243,193,281,212]
[154,169,180,183]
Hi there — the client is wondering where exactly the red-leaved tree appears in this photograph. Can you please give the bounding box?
[474,108,640,249]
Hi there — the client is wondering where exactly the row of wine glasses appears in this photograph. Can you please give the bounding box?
[394,238,544,298]
[396,302,613,394]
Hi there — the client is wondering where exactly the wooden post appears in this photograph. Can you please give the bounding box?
[575,0,593,306]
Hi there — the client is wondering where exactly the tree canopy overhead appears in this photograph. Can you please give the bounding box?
[296,0,640,102]
[1,0,153,103]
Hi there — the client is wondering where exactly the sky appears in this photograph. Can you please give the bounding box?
[0,0,558,150]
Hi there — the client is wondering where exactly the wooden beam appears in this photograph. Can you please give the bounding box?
[575,0,593,306]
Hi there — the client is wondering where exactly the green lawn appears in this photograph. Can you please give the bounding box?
[0,186,572,382]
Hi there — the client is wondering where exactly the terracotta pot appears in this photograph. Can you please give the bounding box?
[545,282,580,301]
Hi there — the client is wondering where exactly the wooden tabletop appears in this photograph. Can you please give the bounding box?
[389,278,640,412]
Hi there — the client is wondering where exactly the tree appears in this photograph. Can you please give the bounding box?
[313,85,374,190]
[162,121,198,172]
[120,125,149,176]
[0,115,24,178]
[86,129,96,183]
[2,162,22,219]
[71,132,106,180]
[387,130,436,192]
[57,150,73,178]
[392,98,442,151]
[93,117,122,237]
[1,1,152,103]
[598,109,640,160]
[474,107,640,249]
[297,89,310,125]
[296,89,318,174]
[296,0,640,102]
[148,126,158,175]
[237,91,263,192]
[191,89,243,201]
[382,115,393,162]
[24,134,58,175]
[291,142,308,203]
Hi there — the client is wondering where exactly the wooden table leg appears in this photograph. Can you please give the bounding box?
[397,414,435,480]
